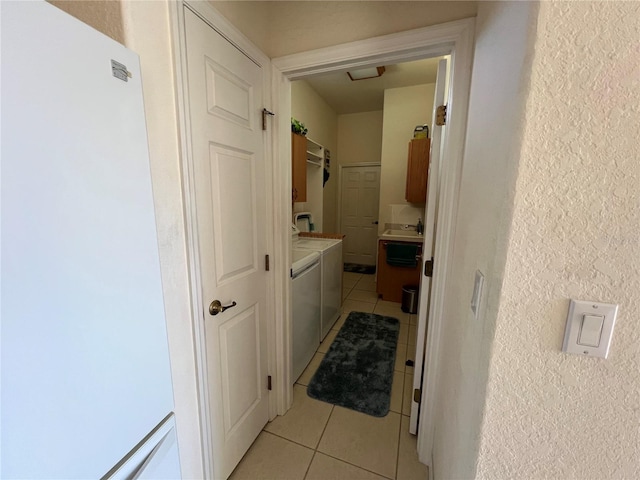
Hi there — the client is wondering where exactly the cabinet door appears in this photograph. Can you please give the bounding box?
[292,133,307,202]
[376,240,423,302]
[405,138,430,203]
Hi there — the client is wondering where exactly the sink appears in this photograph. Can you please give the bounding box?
[380,229,423,242]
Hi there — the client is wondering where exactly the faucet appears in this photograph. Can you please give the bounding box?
[402,224,417,231]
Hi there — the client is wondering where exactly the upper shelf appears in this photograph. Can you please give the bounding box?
[306,137,323,167]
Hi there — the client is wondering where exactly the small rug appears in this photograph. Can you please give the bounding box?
[344,263,376,274]
[307,311,399,417]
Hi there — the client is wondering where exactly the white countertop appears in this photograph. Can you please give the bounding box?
[379,229,424,243]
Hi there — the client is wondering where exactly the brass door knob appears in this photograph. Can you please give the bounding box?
[209,300,237,316]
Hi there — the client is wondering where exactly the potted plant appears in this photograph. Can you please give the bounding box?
[291,118,308,136]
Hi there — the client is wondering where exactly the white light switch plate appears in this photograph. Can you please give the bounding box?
[562,300,618,359]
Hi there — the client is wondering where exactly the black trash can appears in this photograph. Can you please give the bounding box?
[401,285,419,314]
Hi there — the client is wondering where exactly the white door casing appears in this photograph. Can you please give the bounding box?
[183,7,270,479]
[340,164,381,266]
[272,20,475,468]
[410,59,448,435]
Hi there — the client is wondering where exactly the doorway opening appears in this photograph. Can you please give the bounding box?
[272,18,475,465]
[287,54,446,421]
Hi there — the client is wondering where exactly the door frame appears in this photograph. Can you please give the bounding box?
[169,2,276,478]
[272,18,475,466]
[337,163,382,265]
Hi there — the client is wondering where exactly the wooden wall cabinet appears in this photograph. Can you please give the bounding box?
[292,132,307,202]
[405,138,430,204]
[376,240,422,303]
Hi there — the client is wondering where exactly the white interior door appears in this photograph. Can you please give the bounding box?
[340,165,381,266]
[410,59,447,434]
[184,8,269,479]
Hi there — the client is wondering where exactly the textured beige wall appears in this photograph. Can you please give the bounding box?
[337,111,384,166]
[291,80,339,232]
[210,1,478,58]
[429,2,538,478]
[49,0,125,43]
[378,84,434,232]
[476,1,640,478]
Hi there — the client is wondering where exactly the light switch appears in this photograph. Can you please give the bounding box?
[470,270,484,319]
[562,300,618,359]
[578,314,604,347]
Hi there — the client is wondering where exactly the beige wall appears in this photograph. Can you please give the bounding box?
[378,84,434,233]
[211,1,477,58]
[334,111,384,231]
[291,80,338,232]
[476,1,640,478]
[336,111,384,166]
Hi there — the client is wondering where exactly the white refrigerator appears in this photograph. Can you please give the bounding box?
[1,2,181,478]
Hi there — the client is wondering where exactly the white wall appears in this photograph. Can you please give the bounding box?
[429,2,539,478]
[476,1,640,477]
[291,80,338,232]
[378,84,435,234]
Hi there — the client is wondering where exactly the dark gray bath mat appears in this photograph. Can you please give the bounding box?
[307,311,399,417]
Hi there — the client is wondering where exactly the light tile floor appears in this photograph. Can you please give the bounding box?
[230,272,428,480]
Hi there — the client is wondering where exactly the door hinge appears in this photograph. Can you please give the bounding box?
[262,108,275,130]
[424,257,434,277]
[267,375,272,391]
[414,388,421,404]
[436,105,447,126]
[265,254,270,271]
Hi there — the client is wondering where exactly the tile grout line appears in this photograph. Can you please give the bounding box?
[263,414,405,480]
[313,403,334,451]
[394,411,403,480]
[302,450,317,480]
[314,450,396,480]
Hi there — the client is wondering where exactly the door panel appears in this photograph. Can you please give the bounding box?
[185,7,269,478]
[209,144,257,282]
[205,57,253,128]
[340,165,381,266]
[218,306,261,433]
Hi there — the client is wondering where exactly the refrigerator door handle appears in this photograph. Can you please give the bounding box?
[104,414,180,480]
[131,428,176,480]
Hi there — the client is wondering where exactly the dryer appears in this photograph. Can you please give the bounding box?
[291,248,320,382]
[292,225,343,340]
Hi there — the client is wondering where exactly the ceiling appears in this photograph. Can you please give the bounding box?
[210,2,478,58]
[300,57,443,114]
